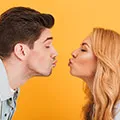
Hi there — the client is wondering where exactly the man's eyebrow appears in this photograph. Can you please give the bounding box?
[81,42,90,47]
[43,37,53,43]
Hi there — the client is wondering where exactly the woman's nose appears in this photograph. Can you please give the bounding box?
[71,49,78,58]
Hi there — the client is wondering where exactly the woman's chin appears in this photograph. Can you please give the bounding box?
[69,70,83,79]
[69,69,77,76]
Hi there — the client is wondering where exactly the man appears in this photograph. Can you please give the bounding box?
[0,7,57,120]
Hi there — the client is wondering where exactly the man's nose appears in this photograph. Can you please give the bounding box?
[51,47,58,58]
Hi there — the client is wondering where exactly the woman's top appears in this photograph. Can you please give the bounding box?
[91,101,120,120]
[113,101,120,120]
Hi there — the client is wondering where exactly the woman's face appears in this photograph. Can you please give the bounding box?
[69,37,97,80]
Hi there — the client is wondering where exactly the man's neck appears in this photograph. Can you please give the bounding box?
[3,58,31,90]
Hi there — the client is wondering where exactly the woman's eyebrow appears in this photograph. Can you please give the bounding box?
[81,42,90,47]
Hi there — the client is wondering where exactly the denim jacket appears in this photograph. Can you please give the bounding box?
[0,59,19,120]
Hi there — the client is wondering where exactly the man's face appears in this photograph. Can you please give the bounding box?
[26,28,58,76]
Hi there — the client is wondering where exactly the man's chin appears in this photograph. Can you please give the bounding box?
[45,70,52,76]
[37,70,52,77]
[32,68,53,77]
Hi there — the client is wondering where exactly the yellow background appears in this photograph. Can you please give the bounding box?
[0,0,120,120]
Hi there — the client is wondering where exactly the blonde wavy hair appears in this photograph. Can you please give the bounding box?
[82,28,120,120]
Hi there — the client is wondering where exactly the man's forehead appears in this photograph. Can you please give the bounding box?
[42,28,52,36]
[39,28,53,42]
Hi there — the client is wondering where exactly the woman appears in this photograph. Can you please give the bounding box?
[68,28,120,120]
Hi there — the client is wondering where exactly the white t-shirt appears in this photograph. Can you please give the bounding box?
[113,101,120,120]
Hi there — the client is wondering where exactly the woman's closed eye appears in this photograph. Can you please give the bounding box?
[80,48,87,52]
[80,44,88,52]
[80,46,88,52]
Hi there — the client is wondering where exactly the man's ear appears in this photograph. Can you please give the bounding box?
[13,43,30,60]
